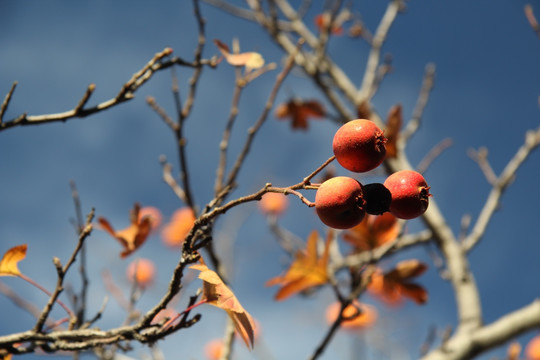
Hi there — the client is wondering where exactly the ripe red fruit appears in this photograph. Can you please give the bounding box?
[332,119,387,173]
[383,170,431,219]
[315,176,366,229]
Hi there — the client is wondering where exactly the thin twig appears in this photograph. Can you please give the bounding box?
[356,0,403,105]
[222,39,304,194]
[73,84,96,114]
[0,81,18,123]
[159,156,188,203]
[416,137,453,174]
[401,63,436,142]
[0,48,176,131]
[463,126,540,252]
[467,147,498,185]
[147,96,177,131]
[525,4,540,39]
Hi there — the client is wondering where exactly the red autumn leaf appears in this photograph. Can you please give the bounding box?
[385,104,402,158]
[214,39,264,71]
[342,213,399,252]
[266,230,331,300]
[314,13,344,35]
[275,98,326,130]
[98,203,153,258]
[0,244,27,276]
[190,262,256,349]
[367,259,428,306]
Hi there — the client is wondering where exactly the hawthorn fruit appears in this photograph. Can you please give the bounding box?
[332,119,387,173]
[383,170,431,219]
[315,176,366,229]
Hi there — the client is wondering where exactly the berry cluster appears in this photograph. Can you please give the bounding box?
[315,119,431,229]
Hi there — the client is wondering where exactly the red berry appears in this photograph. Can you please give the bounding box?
[332,119,387,173]
[315,176,366,229]
[383,170,431,219]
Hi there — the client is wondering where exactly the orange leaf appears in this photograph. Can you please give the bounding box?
[385,104,402,158]
[266,230,331,300]
[368,260,428,306]
[275,98,326,130]
[0,244,27,276]
[190,262,256,349]
[325,300,377,330]
[342,213,399,252]
[161,207,196,248]
[98,203,153,258]
[214,39,264,71]
[387,259,427,280]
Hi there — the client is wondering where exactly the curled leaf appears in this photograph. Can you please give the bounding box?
[266,230,331,300]
[0,244,27,276]
[98,203,153,258]
[190,262,256,349]
[343,213,399,252]
[214,39,264,71]
[367,259,428,306]
[385,104,402,158]
[275,98,326,130]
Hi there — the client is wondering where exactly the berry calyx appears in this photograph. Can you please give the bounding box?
[383,170,431,219]
[332,119,387,173]
[363,183,392,215]
[315,176,366,229]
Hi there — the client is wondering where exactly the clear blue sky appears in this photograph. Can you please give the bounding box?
[1,1,539,359]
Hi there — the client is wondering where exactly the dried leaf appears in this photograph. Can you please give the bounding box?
[0,244,27,276]
[368,260,428,306]
[266,230,331,300]
[275,98,326,130]
[356,100,371,119]
[387,259,427,280]
[342,213,399,252]
[191,262,256,349]
[214,39,264,71]
[98,203,153,258]
[385,104,402,158]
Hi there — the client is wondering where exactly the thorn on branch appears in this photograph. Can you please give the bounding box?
[0,81,18,124]
[74,83,96,114]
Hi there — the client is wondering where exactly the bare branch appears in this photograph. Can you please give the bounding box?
[467,147,498,185]
[356,0,403,104]
[463,126,540,252]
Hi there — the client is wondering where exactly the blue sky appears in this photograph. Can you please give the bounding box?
[1,1,540,359]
